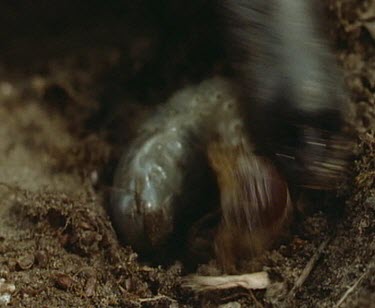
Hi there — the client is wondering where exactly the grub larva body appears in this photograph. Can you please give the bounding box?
[111,79,236,256]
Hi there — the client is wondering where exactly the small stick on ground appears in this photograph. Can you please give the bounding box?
[335,260,374,307]
[137,295,178,305]
[288,237,330,299]
[249,290,264,308]
[182,272,270,292]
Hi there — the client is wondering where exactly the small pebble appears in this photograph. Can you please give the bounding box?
[0,278,15,306]
[54,273,74,290]
[35,251,48,268]
[17,254,35,270]
[85,277,96,297]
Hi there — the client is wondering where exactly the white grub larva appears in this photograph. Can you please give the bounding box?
[111,78,235,258]
[111,78,292,266]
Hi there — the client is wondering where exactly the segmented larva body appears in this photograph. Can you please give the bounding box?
[111,78,291,265]
[111,81,219,255]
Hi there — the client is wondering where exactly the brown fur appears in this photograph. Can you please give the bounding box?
[208,140,292,271]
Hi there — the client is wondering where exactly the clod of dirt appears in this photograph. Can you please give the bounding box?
[54,273,75,291]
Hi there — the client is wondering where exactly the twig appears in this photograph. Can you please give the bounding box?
[249,290,264,308]
[138,294,178,304]
[182,271,270,292]
[335,262,374,307]
[288,237,330,298]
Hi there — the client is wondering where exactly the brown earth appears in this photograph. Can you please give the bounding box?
[0,1,374,307]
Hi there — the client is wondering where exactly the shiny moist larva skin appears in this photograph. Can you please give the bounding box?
[110,1,352,265]
[110,79,233,257]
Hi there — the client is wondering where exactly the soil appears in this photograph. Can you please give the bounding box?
[0,1,374,307]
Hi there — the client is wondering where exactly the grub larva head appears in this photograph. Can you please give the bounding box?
[111,177,176,255]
